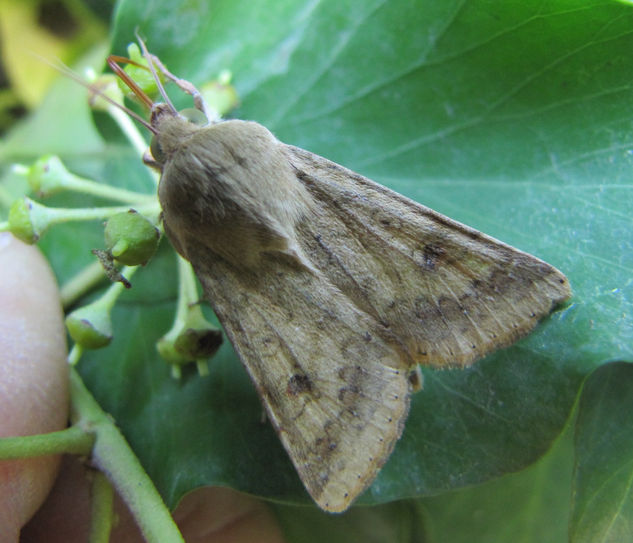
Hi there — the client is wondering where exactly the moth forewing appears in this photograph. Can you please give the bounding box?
[284,145,571,369]
[110,44,571,512]
[191,248,413,511]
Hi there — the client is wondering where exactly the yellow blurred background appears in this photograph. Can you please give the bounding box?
[0,0,111,132]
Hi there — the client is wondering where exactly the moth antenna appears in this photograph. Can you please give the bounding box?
[34,53,156,134]
[106,55,155,112]
[134,32,179,115]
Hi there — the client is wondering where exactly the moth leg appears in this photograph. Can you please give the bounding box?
[134,34,216,121]
[142,150,162,172]
[148,54,217,122]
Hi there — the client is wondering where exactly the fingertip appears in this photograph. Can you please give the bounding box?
[0,233,69,535]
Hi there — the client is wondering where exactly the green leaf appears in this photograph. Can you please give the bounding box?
[104,0,632,508]
[420,420,575,543]
[571,362,633,543]
[274,500,424,543]
[2,0,631,533]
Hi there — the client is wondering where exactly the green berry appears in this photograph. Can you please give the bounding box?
[26,155,70,197]
[8,198,39,244]
[156,336,189,366]
[200,75,239,118]
[65,303,113,349]
[104,210,160,266]
[120,43,162,99]
[89,73,124,112]
[173,327,223,360]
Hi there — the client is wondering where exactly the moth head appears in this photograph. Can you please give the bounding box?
[148,104,209,166]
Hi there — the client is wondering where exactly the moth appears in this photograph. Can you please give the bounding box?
[104,41,571,512]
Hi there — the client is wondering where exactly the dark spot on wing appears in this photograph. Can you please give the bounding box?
[338,385,362,404]
[422,243,446,270]
[287,374,313,395]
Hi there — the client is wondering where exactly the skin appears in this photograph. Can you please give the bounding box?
[0,233,285,542]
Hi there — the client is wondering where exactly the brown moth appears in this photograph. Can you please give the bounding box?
[106,41,571,512]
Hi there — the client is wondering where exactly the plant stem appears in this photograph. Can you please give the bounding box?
[60,261,107,309]
[68,344,84,366]
[161,257,200,379]
[177,256,198,323]
[89,471,115,543]
[13,159,154,204]
[107,104,150,159]
[59,174,155,205]
[43,202,160,225]
[0,426,94,459]
[70,368,184,543]
[107,104,160,187]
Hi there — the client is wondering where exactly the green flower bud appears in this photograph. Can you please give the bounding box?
[200,72,239,118]
[156,336,189,366]
[157,324,222,365]
[157,303,223,378]
[89,73,124,112]
[104,210,160,266]
[173,327,223,360]
[65,302,113,349]
[26,155,72,197]
[119,43,162,100]
[8,197,49,244]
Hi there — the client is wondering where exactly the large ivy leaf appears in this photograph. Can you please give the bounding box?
[274,500,423,543]
[419,421,575,543]
[2,0,631,533]
[571,362,633,543]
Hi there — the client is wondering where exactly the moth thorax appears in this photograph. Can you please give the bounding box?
[152,114,201,161]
